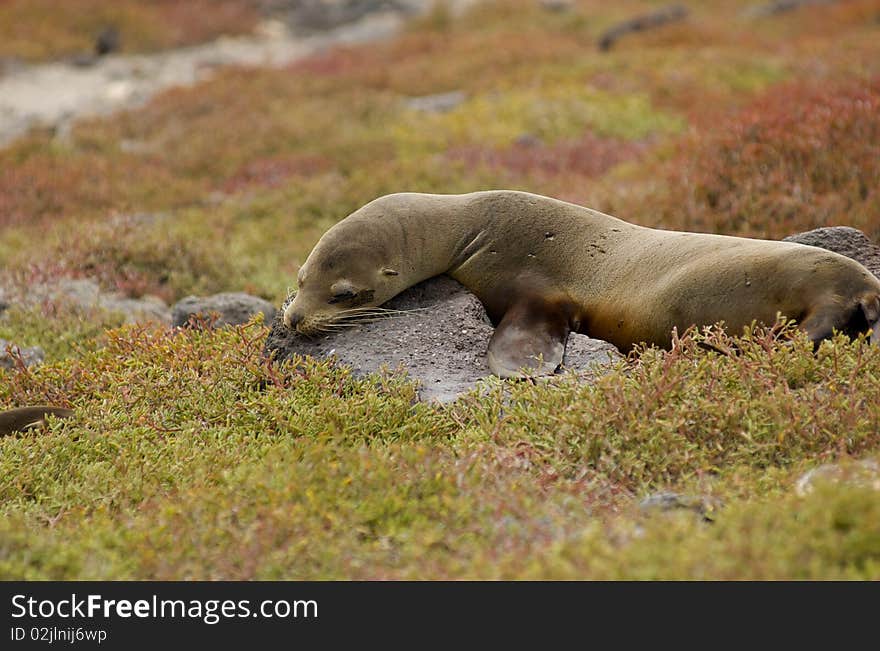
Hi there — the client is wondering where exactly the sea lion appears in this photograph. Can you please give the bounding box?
[0,406,74,436]
[282,191,880,377]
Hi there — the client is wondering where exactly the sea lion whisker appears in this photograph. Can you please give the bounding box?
[316,323,349,330]
[336,306,429,315]
[340,311,405,319]
[339,312,421,324]
[375,308,430,315]
[334,310,399,318]
[333,312,403,322]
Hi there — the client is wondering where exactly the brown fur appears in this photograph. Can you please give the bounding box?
[0,406,74,436]
[283,191,880,377]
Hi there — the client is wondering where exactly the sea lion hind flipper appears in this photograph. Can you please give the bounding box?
[800,293,880,346]
[861,294,880,345]
[486,299,570,379]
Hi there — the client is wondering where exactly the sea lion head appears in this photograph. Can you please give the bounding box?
[282,225,404,336]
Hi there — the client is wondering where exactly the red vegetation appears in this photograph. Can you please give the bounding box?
[288,46,380,78]
[0,155,117,227]
[448,133,649,180]
[288,30,452,77]
[657,77,880,239]
[220,153,332,194]
[0,148,191,227]
[150,0,261,48]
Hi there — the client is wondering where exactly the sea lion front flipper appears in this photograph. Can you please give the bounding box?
[487,298,571,379]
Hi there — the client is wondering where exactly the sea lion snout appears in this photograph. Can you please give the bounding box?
[282,307,303,331]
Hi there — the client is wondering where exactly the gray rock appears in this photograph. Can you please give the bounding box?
[273,0,401,33]
[100,294,171,325]
[0,339,45,370]
[40,279,171,324]
[403,90,466,114]
[514,133,543,147]
[263,275,620,403]
[784,226,880,278]
[639,492,722,521]
[597,5,689,52]
[272,0,472,32]
[50,278,101,306]
[795,458,880,496]
[173,292,277,328]
[7,278,171,325]
[538,0,574,12]
[743,0,839,19]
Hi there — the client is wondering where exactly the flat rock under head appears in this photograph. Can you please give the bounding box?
[263,276,620,402]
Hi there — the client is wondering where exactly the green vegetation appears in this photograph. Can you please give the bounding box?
[0,321,878,579]
[1,0,879,579]
[0,304,123,364]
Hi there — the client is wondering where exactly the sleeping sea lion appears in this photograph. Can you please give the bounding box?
[282,191,880,377]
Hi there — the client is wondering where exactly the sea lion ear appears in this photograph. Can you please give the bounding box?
[381,267,399,276]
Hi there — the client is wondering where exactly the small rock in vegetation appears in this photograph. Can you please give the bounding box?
[0,339,45,370]
[598,5,689,52]
[38,279,171,324]
[95,27,121,57]
[744,0,839,19]
[16,279,171,325]
[538,0,574,12]
[173,292,277,328]
[795,458,880,496]
[275,0,399,33]
[404,90,466,113]
[639,492,722,521]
